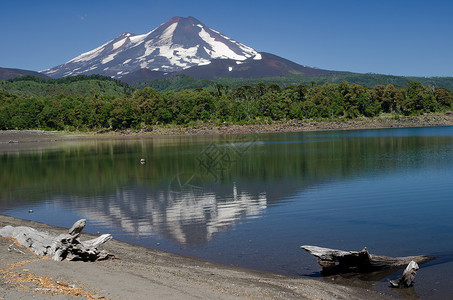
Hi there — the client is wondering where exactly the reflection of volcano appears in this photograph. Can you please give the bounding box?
[54,183,266,246]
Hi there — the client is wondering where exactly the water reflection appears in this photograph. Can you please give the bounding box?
[46,183,266,246]
[2,128,453,235]
[2,129,452,202]
[1,127,453,288]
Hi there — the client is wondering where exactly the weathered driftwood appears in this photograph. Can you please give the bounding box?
[301,245,433,275]
[390,261,419,288]
[0,219,113,261]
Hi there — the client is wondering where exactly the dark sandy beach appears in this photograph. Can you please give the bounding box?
[0,215,396,300]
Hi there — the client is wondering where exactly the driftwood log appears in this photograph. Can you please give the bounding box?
[301,245,433,275]
[390,261,419,288]
[0,219,113,261]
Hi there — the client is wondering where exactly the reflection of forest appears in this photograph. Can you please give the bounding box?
[1,128,452,244]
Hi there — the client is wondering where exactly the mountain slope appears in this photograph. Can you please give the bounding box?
[119,69,167,84]
[178,52,343,79]
[41,16,260,79]
[0,67,50,80]
[121,52,344,83]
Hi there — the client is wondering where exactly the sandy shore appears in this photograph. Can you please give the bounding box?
[0,215,395,300]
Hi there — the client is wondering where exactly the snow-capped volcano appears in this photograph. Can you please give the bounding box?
[42,16,261,78]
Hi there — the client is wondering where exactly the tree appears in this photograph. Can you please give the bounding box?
[252,83,267,99]
[132,87,165,125]
[268,83,281,93]
[214,83,227,96]
[357,90,380,117]
[403,81,438,114]
[295,84,308,101]
[433,86,453,108]
[109,98,140,129]
[229,86,249,102]
[374,84,403,113]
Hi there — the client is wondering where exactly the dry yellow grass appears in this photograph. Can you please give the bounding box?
[0,240,107,299]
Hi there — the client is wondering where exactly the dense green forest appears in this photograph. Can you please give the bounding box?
[132,74,214,92]
[134,73,453,92]
[0,74,133,97]
[0,74,452,131]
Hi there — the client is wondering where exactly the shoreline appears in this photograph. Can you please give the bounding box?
[0,214,394,299]
[64,114,453,139]
[1,114,453,145]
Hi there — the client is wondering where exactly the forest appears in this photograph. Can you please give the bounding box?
[0,75,452,131]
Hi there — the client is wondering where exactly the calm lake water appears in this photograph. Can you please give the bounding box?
[1,127,453,299]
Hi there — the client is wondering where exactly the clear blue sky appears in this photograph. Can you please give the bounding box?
[1,0,453,77]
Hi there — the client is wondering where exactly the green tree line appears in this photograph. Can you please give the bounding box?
[1,81,452,131]
[0,74,133,97]
[133,73,453,92]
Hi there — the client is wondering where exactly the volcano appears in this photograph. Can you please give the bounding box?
[41,16,343,82]
[41,16,261,79]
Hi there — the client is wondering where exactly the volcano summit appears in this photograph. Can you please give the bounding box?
[42,16,261,79]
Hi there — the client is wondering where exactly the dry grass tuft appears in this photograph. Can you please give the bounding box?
[0,258,108,299]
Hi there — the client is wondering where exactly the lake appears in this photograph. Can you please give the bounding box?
[1,126,453,299]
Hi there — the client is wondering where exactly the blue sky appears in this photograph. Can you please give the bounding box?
[1,0,452,77]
